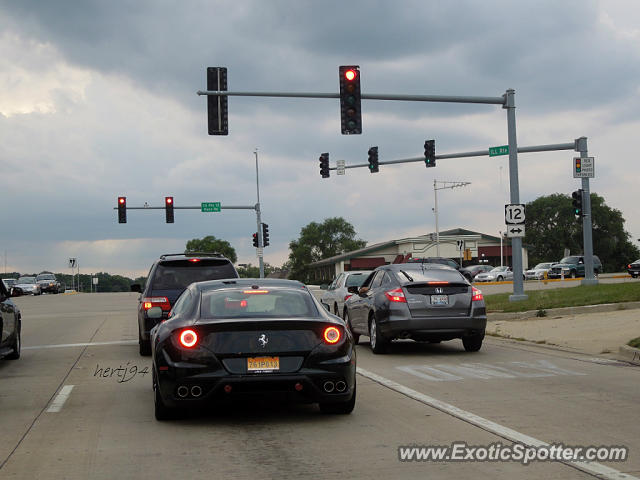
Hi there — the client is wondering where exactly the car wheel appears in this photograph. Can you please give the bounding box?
[139,332,151,356]
[570,271,576,279]
[319,383,356,414]
[462,332,484,352]
[344,309,359,345]
[497,276,503,282]
[6,324,21,360]
[369,315,387,354]
[153,370,174,421]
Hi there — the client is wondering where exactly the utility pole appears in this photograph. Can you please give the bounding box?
[433,180,471,256]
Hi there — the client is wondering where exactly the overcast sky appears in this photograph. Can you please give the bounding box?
[1,0,639,278]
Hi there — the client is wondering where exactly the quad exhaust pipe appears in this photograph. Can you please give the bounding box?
[323,381,335,393]
[177,385,189,398]
[191,385,202,398]
[335,381,347,392]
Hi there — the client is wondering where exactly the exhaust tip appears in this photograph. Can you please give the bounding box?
[176,386,189,398]
[335,381,347,392]
[191,385,202,398]
[323,381,335,393]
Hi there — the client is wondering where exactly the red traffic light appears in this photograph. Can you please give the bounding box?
[165,197,173,205]
[118,197,125,204]
[344,69,357,81]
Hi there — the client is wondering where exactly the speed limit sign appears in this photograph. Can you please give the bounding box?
[504,204,525,225]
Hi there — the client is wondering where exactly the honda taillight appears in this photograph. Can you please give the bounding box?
[179,329,198,348]
[385,288,407,303]
[142,297,171,311]
[472,287,483,302]
[323,326,341,344]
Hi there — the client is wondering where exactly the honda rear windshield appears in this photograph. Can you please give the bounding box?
[201,288,319,318]
[152,260,237,290]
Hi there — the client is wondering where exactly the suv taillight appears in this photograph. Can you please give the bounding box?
[143,297,171,311]
[471,287,483,302]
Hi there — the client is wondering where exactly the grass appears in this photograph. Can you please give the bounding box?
[628,337,640,349]
[484,283,640,313]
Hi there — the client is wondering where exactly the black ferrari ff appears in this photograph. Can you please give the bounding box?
[149,278,356,420]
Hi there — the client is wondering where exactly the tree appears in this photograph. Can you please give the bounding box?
[525,193,639,272]
[185,235,237,263]
[237,263,275,278]
[288,217,367,283]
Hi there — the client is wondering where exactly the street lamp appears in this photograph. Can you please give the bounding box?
[433,180,471,256]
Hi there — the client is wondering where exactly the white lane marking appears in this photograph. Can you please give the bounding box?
[23,340,137,350]
[396,360,586,382]
[46,385,75,413]
[357,367,638,480]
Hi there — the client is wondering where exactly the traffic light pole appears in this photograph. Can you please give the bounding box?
[198,81,592,300]
[576,137,597,285]
[254,149,265,279]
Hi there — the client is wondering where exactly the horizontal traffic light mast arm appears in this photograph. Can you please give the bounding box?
[197,90,505,105]
[330,141,578,170]
[113,204,257,210]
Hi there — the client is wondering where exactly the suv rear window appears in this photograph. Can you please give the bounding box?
[152,259,237,290]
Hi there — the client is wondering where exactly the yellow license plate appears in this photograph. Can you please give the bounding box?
[247,356,280,372]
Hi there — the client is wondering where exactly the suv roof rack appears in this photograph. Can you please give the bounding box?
[159,252,224,259]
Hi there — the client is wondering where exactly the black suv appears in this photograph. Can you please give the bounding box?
[547,255,602,279]
[132,253,239,356]
[0,280,21,360]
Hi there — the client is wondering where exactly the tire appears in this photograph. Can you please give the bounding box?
[153,370,174,421]
[6,323,21,360]
[497,276,503,282]
[139,331,151,356]
[462,333,484,352]
[319,383,356,414]
[344,309,359,345]
[369,315,388,354]
[570,271,576,279]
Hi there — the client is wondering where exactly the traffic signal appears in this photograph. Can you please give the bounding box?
[368,146,379,173]
[165,196,174,223]
[424,139,436,167]
[571,190,583,217]
[319,152,330,178]
[252,232,259,248]
[262,223,270,247]
[339,66,362,134]
[207,67,228,135]
[117,196,127,223]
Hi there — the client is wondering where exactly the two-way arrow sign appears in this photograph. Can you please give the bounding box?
[506,225,525,238]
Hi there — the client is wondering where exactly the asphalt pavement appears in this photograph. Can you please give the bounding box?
[1,293,639,479]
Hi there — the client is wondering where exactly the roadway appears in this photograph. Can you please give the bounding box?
[1,293,638,479]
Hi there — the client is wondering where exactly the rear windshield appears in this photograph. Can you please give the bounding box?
[345,273,369,288]
[37,274,56,281]
[395,268,465,284]
[152,260,237,290]
[201,288,319,318]
[18,277,36,283]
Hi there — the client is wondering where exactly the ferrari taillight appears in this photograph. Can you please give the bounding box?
[179,329,198,348]
[142,297,171,311]
[323,326,341,344]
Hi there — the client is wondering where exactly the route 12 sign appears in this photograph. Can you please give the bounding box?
[504,204,525,225]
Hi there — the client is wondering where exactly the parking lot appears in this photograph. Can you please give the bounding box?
[1,293,639,479]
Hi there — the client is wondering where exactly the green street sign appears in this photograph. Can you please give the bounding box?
[201,202,221,212]
[489,145,509,157]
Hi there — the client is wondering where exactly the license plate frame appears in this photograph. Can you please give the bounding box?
[430,294,449,306]
[247,356,280,372]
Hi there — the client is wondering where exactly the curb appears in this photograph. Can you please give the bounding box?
[487,301,640,321]
[617,345,640,366]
